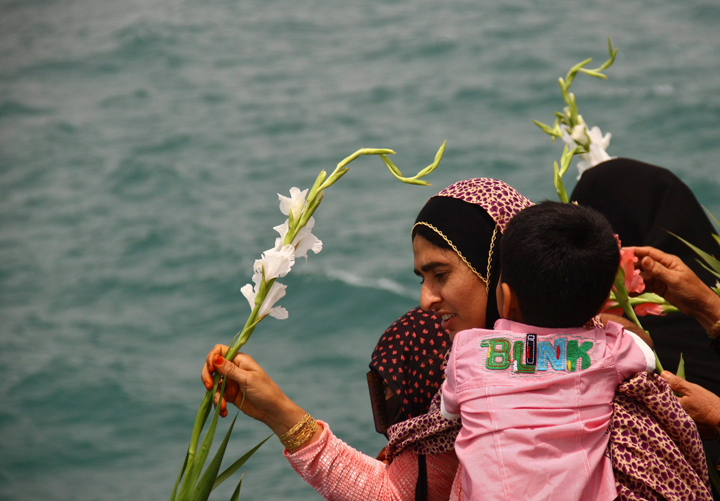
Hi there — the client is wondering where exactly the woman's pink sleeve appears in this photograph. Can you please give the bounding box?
[284,421,458,501]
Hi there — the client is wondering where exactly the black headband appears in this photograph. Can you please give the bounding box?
[413,196,502,329]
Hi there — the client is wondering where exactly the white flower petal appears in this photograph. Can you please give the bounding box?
[294,230,323,260]
[254,245,295,281]
[240,283,256,310]
[273,220,290,243]
[570,124,588,146]
[587,126,611,149]
[269,306,288,319]
[292,217,322,259]
[576,143,615,179]
[278,187,308,220]
[258,282,287,319]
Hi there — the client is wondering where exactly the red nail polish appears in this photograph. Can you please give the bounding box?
[214,355,225,366]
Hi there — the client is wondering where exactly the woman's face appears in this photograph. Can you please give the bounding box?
[413,235,488,339]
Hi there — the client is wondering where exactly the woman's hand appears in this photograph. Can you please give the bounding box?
[630,246,720,333]
[201,345,312,439]
[661,371,720,441]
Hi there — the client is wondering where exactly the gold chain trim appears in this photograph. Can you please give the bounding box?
[485,227,497,294]
[412,222,489,287]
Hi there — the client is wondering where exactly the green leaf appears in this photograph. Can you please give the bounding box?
[177,389,214,501]
[704,206,720,231]
[676,353,685,380]
[533,120,562,138]
[670,232,720,274]
[212,435,273,491]
[672,353,684,397]
[190,414,239,501]
[169,451,190,501]
[179,380,227,500]
[553,111,570,125]
[229,472,245,501]
[697,260,720,281]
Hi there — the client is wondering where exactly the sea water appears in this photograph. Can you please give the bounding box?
[1,0,719,499]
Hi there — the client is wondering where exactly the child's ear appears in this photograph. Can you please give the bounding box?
[499,283,522,322]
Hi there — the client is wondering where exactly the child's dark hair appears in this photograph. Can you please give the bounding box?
[500,201,619,328]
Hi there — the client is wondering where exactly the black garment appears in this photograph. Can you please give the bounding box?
[571,158,720,396]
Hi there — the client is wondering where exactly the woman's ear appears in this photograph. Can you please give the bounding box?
[499,282,522,322]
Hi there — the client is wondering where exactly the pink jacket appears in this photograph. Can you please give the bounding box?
[285,421,462,501]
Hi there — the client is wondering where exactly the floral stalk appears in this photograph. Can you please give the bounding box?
[170,143,446,501]
[534,37,618,187]
[534,40,667,373]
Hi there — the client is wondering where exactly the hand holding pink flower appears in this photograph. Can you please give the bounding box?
[634,302,666,317]
[618,241,645,294]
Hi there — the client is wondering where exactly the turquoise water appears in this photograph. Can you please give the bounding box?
[1,0,720,499]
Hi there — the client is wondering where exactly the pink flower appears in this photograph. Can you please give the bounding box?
[634,303,666,317]
[603,306,624,317]
[601,297,623,316]
[616,236,644,294]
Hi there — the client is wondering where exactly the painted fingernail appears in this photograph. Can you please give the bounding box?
[214,355,225,366]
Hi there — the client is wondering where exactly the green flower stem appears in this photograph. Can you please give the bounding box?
[607,291,679,312]
[534,38,618,140]
[287,143,446,247]
[612,268,666,372]
[655,351,665,374]
[613,268,643,330]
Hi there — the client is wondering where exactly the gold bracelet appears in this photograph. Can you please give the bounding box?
[280,415,318,451]
[279,414,311,442]
[708,319,720,340]
[282,419,318,451]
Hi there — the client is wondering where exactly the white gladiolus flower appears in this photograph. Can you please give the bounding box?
[273,220,290,242]
[240,281,289,320]
[273,217,323,260]
[562,124,615,179]
[253,244,295,283]
[278,187,308,220]
[569,123,590,147]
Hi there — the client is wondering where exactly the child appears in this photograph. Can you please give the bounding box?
[440,201,655,501]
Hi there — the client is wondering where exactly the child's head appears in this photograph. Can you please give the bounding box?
[498,201,619,328]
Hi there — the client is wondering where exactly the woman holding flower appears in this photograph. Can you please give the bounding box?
[203,177,532,501]
[202,174,712,500]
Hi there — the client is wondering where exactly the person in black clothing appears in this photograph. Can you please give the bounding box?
[571,158,720,395]
[571,158,720,495]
